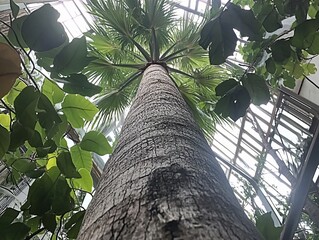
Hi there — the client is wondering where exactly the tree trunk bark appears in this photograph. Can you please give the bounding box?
[77,64,262,239]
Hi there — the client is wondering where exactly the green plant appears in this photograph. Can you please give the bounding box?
[0,2,111,239]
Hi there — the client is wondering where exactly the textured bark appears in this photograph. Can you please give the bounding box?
[78,65,261,239]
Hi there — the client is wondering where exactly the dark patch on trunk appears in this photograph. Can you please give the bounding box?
[164,220,181,239]
[147,163,189,203]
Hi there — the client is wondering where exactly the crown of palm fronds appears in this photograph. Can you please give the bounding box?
[84,0,231,139]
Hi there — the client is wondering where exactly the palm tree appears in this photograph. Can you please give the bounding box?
[78,0,262,239]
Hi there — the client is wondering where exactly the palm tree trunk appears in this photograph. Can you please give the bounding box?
[77,64,261,239]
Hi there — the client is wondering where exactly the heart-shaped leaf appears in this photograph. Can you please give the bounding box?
[53,36,89,75]
[223,3,262,40]
[62,74,102,97]
[62,95,98,128]
[215,79,239,96]
[21,4,68,52]
[200,17,237,65]
[0,125,10,159]
[241,73,270,105]
[215,85,251,121]
[57,152,81,178]
[80,131,112,155]
[271,39,291,63]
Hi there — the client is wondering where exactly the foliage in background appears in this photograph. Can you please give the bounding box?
[200,0,319,239]
[200,0,319,121]
[0,2,112,239]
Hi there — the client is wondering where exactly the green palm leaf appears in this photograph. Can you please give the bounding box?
[86,0,230,137]
[92,81,138,130]
[172,66,231,139]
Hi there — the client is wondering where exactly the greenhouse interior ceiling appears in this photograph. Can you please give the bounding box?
[1,0,319,239]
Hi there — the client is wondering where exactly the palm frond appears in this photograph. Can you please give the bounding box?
[86,28,146,63]
[88,0,151,60]
[172,71,231,140]
[178,82,217,141]
[84,57,141,90]
[163,12,208,71]
[137,0,176,51]
[192,65,231,89]
[91,75,140,130]
[85,32,126,61]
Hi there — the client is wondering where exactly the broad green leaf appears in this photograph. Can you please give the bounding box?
[62,95,98,128]
[1,222,30,240]
[52,176,74,215]
[283,74,296,89]
[0,125,10,159]
[256,212,282,240]
[70,145,92,171]
[215,79,239,96]
[294,0,309,23]
[303,63,317,75]
[65,210,85,229]
[264,9,282,33]
[215,85,250,121]
[37,93,62,131]
[35,38,69,71]
[291,19,319,49]
[80,131,112,155]
[284,76,296,89]
[308,3,319,19]
[5,80,26,105]
[271,39,291,63]
[57,152,81,178]
[53,36,89,75]
[62,74,102,97]
[47,154,57,169]
[36,139,57,158]
[21,4,68,52]
[7,16,28,48]
[42,79,65,104]
[266,58,276,74]
[10,0,19,18]
[14,86,40,129]
[0,208,19,226]
[199,17,237,65]
[211,0,221,15]
[0,114,10,130]
[51,114,68,144]
[12,159,36,173]
[285,61,304,79]
[28,130,43,148]
[28,173,54,215]
[223,3,262,40]
[9,121,28,151]
[256,4,282,33]
[305,32,319,54]
[72,168,93,192]
[42,214,57,233]
[65,211,85,239]
[273,0,284,16]
[25,216,40,233]
[46,166,60,182]
[199,19,215,50]
[241,73,270,105]
[25,168,45,178]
